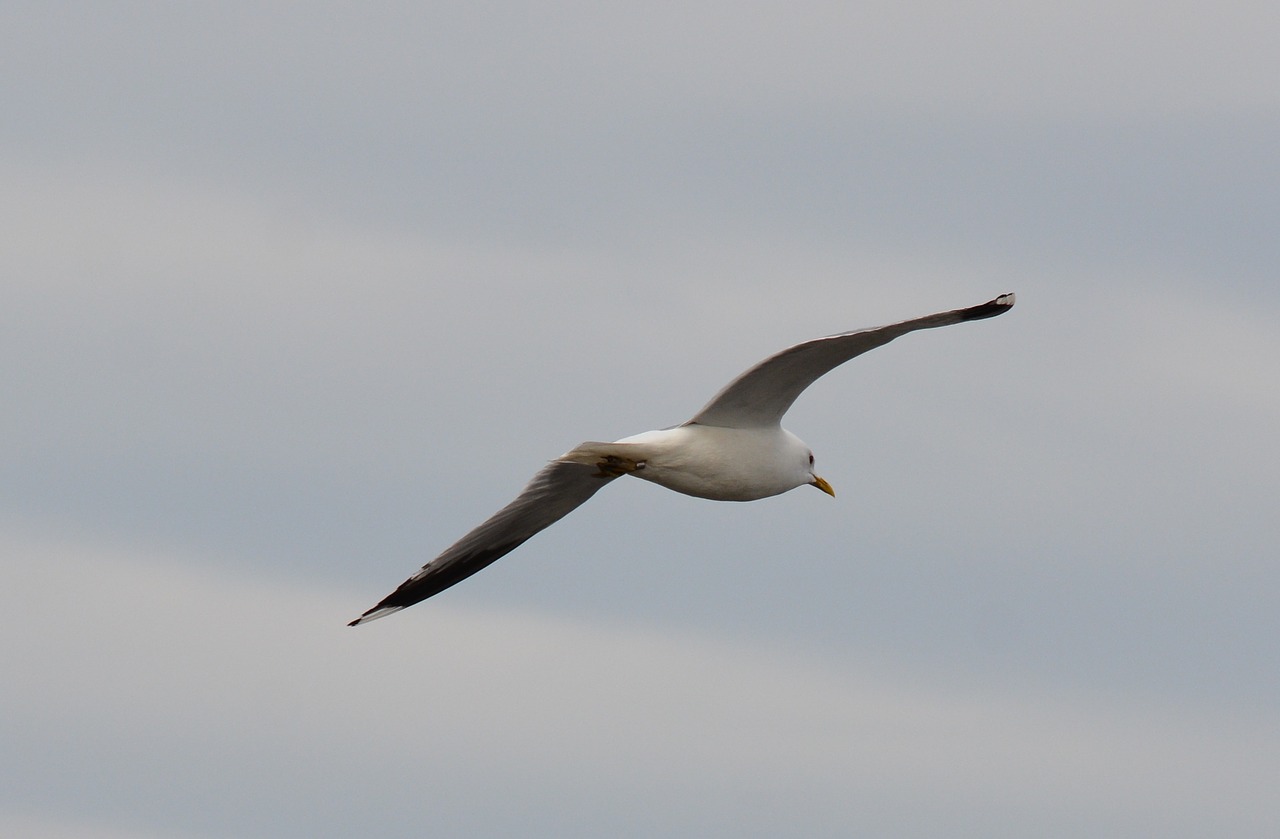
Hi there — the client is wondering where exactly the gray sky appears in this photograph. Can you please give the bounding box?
[3,2,1279,837]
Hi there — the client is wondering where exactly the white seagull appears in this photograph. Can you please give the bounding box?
[350,293,1015,625]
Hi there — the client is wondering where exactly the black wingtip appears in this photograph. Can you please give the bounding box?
[961,292,1016,321]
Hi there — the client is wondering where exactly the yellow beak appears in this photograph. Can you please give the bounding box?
[810,475,835,497]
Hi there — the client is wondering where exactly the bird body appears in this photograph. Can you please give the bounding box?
[569,425,823,502]
[350,293,1014,625]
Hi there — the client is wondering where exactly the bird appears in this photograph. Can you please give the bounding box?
[349,293,1015,625]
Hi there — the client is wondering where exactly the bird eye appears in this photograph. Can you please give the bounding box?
[808,453,815,465]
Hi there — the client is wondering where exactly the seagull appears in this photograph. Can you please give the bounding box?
[349,293,1015,625]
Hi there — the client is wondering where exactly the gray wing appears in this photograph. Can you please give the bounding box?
[349,457,619,625]
[686,293,1015,429]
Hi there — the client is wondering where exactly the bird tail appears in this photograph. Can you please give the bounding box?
[556,441,655,475]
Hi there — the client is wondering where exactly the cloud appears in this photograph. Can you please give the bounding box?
[0,813,177,839]
[4,5,1279,836]
[6,3,1279,276]
[4,531,1277,837]
[6,2,1277,127]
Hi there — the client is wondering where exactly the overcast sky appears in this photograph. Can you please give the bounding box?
[3,3,1279,837]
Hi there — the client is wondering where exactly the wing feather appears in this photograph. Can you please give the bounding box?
[686,293,1015,428]
[349,456,619,625]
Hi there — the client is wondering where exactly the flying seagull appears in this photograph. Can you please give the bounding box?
[350,293,1015,625]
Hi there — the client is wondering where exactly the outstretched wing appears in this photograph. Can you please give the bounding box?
[686,293,1015,429]
[349,456,619,625]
